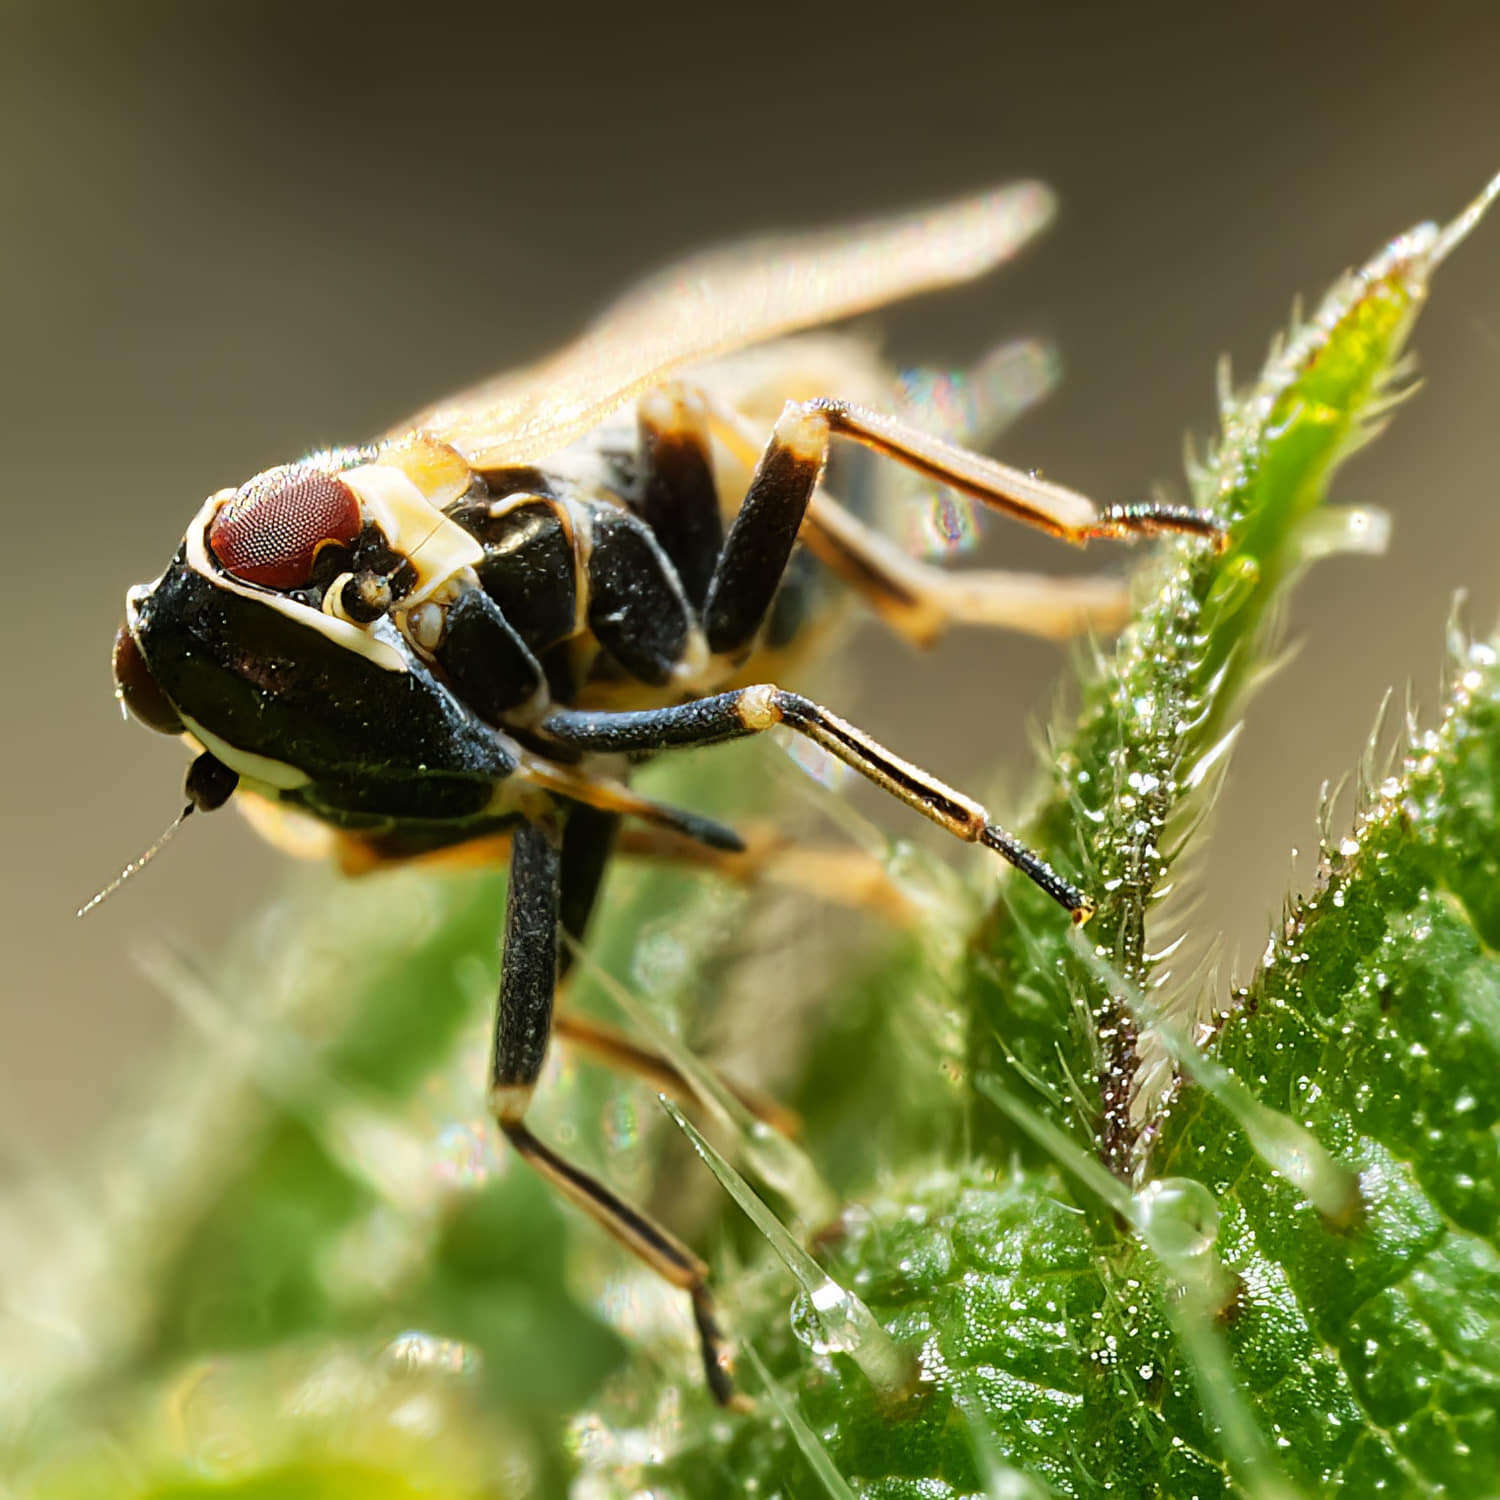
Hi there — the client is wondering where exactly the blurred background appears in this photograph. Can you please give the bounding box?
[3,0,1498,1164]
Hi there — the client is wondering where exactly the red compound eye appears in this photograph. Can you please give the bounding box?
[208,467,362,589]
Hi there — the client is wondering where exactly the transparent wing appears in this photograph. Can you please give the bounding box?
[397,182,1056,468]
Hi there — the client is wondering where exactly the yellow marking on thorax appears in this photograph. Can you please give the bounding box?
[340,462,484,606]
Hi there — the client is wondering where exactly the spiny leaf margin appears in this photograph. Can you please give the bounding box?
[969,204,1470,1177]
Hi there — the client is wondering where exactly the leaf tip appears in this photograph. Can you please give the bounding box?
[1431,167,1500,266]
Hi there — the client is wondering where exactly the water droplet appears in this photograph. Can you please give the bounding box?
[1134,1177,1221,1262]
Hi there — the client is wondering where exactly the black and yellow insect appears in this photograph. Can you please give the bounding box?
[109,184,1218,1402]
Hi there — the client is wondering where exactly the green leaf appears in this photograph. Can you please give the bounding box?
[969,199,1477,1177]
[1153,629,1500,1492]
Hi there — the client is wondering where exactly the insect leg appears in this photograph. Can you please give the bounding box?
[615,823,920,925]
[557,804,619,982]
[520,755,745,852]
[583,504,697,686]
[552,1010,800,1136]
[702,402,828,656]
[323,809,913,922]
[700,398,1218,659]
[493,820,740,1405]
[541,806,798,1132]
[539,693,1092,919]
[799,399,1223,545]
[796,490,1131,646]
[636,384,724,610]
[691,385,1129,647]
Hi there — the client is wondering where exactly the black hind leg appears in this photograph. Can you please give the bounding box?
[699,397,1224,660]
[557,805,618,984]
[491,818,742,1406]
[552,803,798,1133]
[635,384,724,611]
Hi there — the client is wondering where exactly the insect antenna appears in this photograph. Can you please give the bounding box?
[77,752,239,917]
[402,511,452,574]
[76,803,194,918]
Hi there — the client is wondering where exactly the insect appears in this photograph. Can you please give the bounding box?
[107,184,1220,1404]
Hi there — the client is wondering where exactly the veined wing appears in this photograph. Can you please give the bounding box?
[398,182,1055,469]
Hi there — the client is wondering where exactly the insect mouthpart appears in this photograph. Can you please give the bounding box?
[332,569,396,624]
